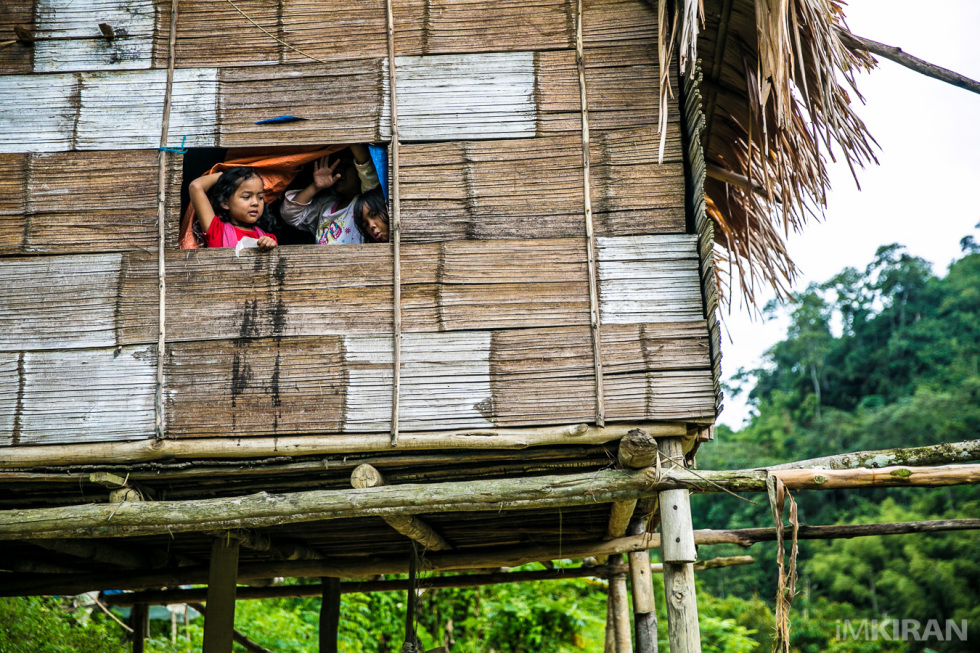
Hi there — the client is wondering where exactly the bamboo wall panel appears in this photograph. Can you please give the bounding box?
[0,345,157,446]
[217,61,384,146]
[162,322,710,438]
[398,125,685,242]
[392,0,573,55]
[0,44,672,151]
[598,235,704,324]
[582,0,657,46]
[32,0,157,73]
[381,53,536,141]
[0,5,33,75]
[0,236,702,352]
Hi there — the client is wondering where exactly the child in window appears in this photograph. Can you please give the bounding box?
[352,187,390,243]
[189,167,278,250]
[280,144,380,245]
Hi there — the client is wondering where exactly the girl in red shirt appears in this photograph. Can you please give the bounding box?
[189,167,278,250]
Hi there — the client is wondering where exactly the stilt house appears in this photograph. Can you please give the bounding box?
[0,0,875,649]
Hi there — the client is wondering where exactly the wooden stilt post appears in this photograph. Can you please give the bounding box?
[610,556,633,652]
[320,577,341,653]
[202,536,240,653]
[628,518,658,653]
[131,602,149,653]
[658,438,700,652]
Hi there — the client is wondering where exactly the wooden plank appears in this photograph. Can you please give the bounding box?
[32,0,156,73]
[217,62,383,146]
[392,0,573,55]
[0,345,156,446]
[383,53,537,141]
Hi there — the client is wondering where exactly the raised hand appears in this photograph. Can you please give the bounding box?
[312,155,341,191]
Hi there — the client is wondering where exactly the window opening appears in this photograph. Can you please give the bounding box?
[178,144,389,250]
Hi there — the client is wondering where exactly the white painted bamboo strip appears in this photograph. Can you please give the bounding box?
[0,346,156,446]
[0,74,77,153]
[76,68,218,150]
[346,333,493,433]
[381,53,536,141]
[32,0,155,73]
[0,253,124,351]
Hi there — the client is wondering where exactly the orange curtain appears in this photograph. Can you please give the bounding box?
[179,144,346,249]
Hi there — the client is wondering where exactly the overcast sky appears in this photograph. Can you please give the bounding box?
[718,0,980,427]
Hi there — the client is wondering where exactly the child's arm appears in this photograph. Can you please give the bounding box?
[189,172,223,233]
[351,144,380,193]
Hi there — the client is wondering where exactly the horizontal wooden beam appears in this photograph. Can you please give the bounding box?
[6,518,977,596]
[0,422,687,468]
[1,463,978,541]
[100,556,757,607]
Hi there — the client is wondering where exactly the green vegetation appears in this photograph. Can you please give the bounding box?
[5,235,978,651]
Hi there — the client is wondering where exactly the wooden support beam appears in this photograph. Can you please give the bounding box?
[10,516,975,596]
[351,464,452,551]
[0,422,688,469]
[131,602,148,653]
[100,556,756,607]
[190,602,275,653]
[658,437,700,653]
[628,519,657,653]
[28,539,147,570]
[602,429,660,562]
[202,537,240,653]
[320,577,341,653]
[3,463,980,542]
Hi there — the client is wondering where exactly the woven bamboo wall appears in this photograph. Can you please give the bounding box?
[0,0,719,447]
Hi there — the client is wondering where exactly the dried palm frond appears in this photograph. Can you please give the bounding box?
[660,0,878,308]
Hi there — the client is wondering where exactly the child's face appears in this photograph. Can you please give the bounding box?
[361,204,389,242]
[334,159,361,199]
[221,176,265,227]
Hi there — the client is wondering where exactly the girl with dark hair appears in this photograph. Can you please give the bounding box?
[280,144,381,245]
[352,187,389,243]
[189,167,278,250]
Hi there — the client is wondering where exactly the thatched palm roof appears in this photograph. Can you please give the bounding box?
[660,0,878,306]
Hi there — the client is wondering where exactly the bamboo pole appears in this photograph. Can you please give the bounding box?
[319,578,341,653]
[658,437,700,653]
[3,464,980,541]
[574,0,606,427]
[202,537,239,653]
[7,519,976,597]
[0,422,688,469]
[351,464,452,551]
[767,439,980,471]
[383,0,402,447]
[100,557,757,607]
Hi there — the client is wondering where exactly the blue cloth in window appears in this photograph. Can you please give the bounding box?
[369,144,389,202]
